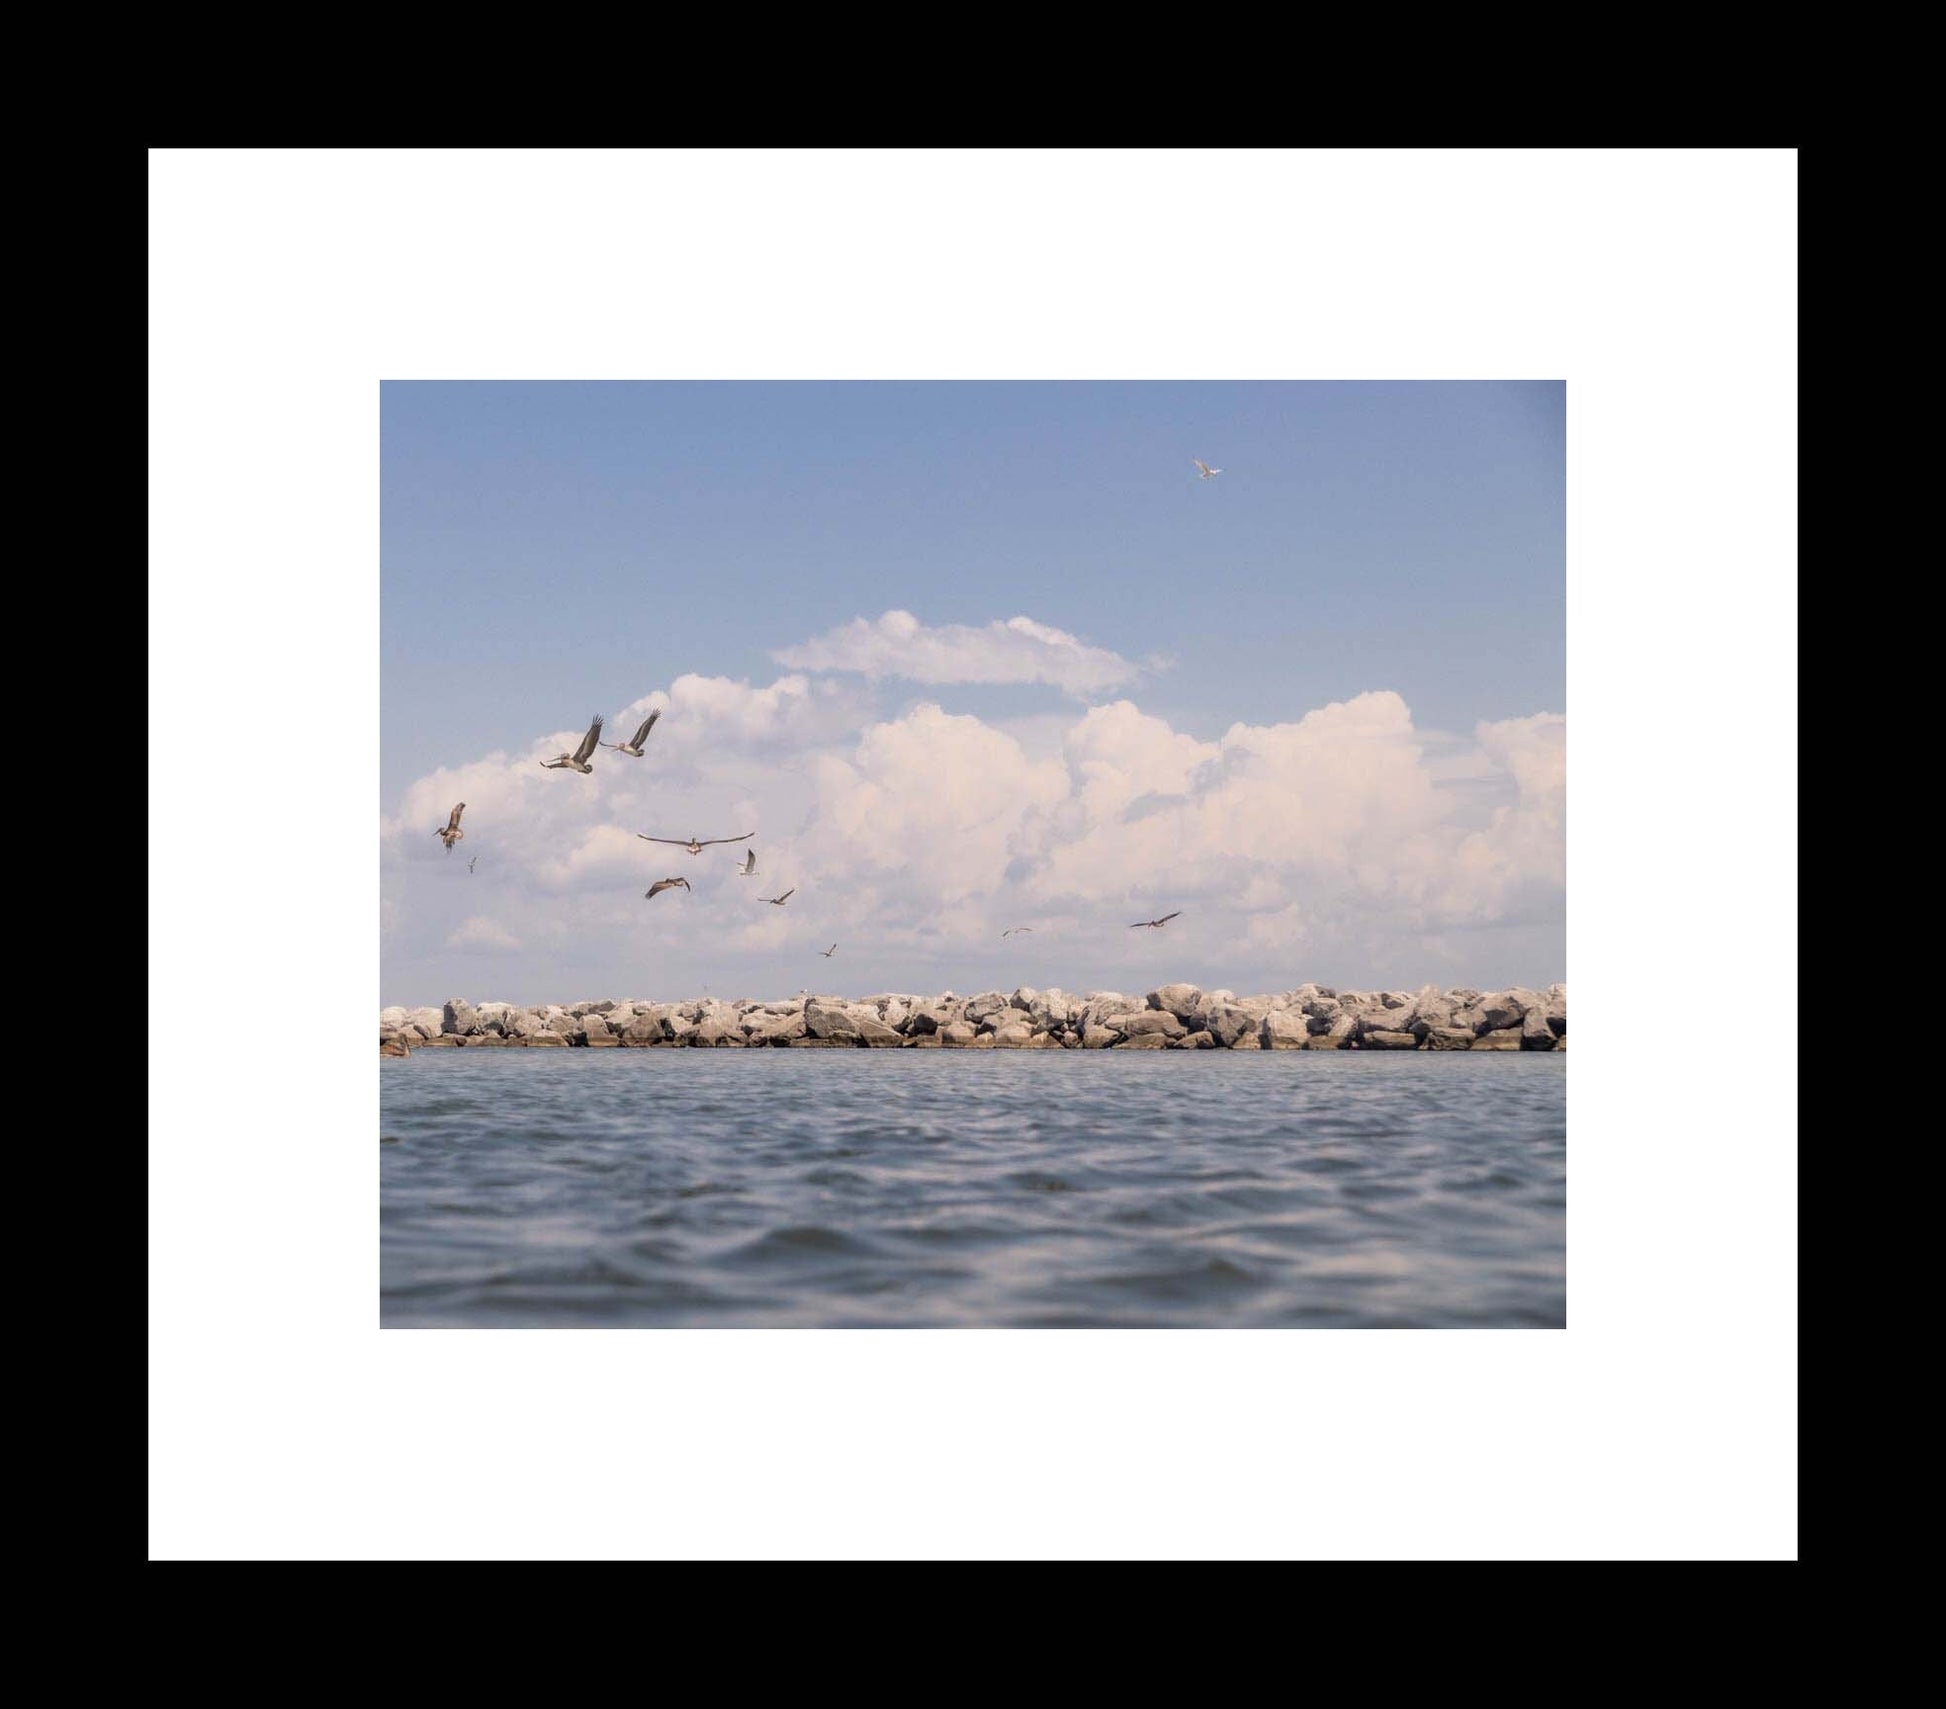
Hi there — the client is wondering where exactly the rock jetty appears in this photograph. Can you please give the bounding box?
[380,984,1565,1053]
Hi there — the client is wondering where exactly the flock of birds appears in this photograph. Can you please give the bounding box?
[431,461,1225,958]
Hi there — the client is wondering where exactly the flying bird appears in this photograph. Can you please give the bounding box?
[638,831,754,855]
[1001,927,1033,937]
[603,711,661,757]
[759,888,795,907]
[541,715,604,773]
[1192,459,1222,480]
[735,848,758,876]
[1129,912,1182,929]
[644,877,692,900]
[820,944,837,957]
[467,856,477,874]
[436,802,465,852]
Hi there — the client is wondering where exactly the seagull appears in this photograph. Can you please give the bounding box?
[820,944,837,957]
[541,715,603,773]
[1129,912,1182,929]
[735,848,758,876]
[467,856,478,874]
[645,877,692,900]
[436,802,465,852]
[759,888,795,907]
[603,711,661,757]
[639,831,754,855]
[1001,927,1033,937]
[1192,459,1222,480]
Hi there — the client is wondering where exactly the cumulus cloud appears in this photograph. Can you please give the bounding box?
[773,610,1142,697]
[384,670,1564,1000]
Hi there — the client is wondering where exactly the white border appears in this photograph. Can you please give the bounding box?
[150,148,1796,1560]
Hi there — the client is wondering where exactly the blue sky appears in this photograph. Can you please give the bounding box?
[382,382,1564,1004]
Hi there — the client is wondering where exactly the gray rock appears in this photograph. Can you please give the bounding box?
[1117,1032,1170,1048]
[379,1006,408,1031]
[1361,1029,1419,1050]
[854,1016,903,1047]
[1261,1010,1309,1050]
[1203,1003,1257,1048]
[1147,983,1204,1022]
[1472,1027,1522,1051]
[1118,1010,1186,1039]
[1424,1026,1477,1051]
[1081,1025,1118,1049]
[989,1021,1036,1047]
[939,1020,977,1047]
[965,991,1011,1024]
[521,1033,567,1048]
[442,997,479,1036]
[804,998,861,1042]
[1520,1008,1557,1050]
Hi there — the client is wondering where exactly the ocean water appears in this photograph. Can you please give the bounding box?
[381,1051,1565,1327]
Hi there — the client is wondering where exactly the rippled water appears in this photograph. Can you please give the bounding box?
[381,1052,1565,1327]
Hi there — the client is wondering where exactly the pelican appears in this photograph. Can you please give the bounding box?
[1129,912,1182,929]
[1001,927,1033,937]
[436,802,466,852]
[759,888,795,907]
[645,877,692,900]
[820,944,837,957]
[1192,459,1222,480]
[639,831,754,855]
[735,848,758,876]
[603,710,661,757]
[541,714,603,773]
[467,856,477,874]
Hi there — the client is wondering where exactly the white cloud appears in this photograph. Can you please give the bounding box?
[384,670,1564,1000]
[446,915,520,952]
[773,609,1141,697]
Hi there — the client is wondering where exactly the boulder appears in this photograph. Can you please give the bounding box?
[1081,1025,1118,1049]
[520,1033,567,1048]
[1361,1029,1419,1050]
[581,1033,619,1048]
[1203,1003,1257,1048]
[1008,986,1041,1013]
[441,997,479,1036]
[1546,987,1567,1037]
[965,991,1011,1024]
[903,1034,943,1048]
[414,1034,457,1047]
[1408,995,1455,1039]
[989,1022,1036,1047]
[580,1013,614,1040]
[1023,1033,1064,1049]
[1229,1034,1263,1050]
[1119,1010,1186,1039]
[1261,1010,1309,1050]
[939,1020,977,1047]
[621,1010,668,1046]
[690,1013,746,1046]
[853,1016,903,1047]
[1473,1027,1522,1051]
[1147,983,1204,1022]
[1117,1032,1170,1048]
[1424,1026,1477,1051]
[379,1006,408,1031]
[1478,991,1532,1032]
[1520,1009,1557,1050]
[745,1010,808,1046]
[804,998,861,1042]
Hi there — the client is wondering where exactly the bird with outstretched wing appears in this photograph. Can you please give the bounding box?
[645,877,692,900]
[1129,912,1182,929]
[638,831,754,854]
[604,711,661,757]
[541,715,604,773]
[436,802,465,851]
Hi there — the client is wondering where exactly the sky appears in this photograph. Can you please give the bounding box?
[381,381,1564,1004]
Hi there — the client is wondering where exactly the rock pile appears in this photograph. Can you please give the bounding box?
[380,985,1565,1053]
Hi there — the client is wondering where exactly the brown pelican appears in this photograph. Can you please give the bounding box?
[759,888,795,907]
[639,831,754,855]
[380,1035,412,1058]
[436,802,466,852]
[603,710,661,757]
[820,944,837,957]
[1192,459,1222,480]
[735,848,758,876]
[645,877,692,900]
[1129,912,1182,929]
[1001,926,1033,937]
[541,715,604,773]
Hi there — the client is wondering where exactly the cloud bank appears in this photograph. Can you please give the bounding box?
[383,619,1563,1001]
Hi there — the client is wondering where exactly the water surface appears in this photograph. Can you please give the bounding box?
[381,1051,1565,1327]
